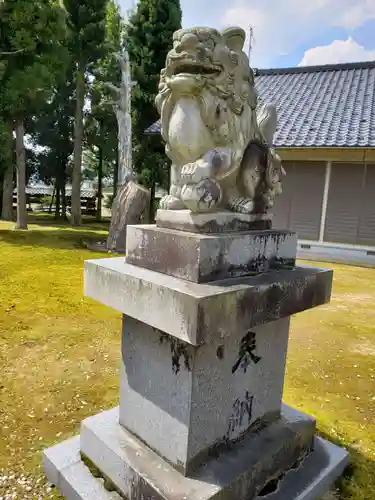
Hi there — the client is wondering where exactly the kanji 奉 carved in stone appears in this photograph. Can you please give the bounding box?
[156,25,285,215]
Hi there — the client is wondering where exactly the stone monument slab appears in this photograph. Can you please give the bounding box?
[125,224,297,282]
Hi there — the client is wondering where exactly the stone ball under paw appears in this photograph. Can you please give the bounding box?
[180,177,222,213]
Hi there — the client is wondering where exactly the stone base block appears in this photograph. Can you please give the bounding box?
[43,406,349,500]
[43,434,349,500]
[156,209,272,234]
[43,437,122,500]
[84,258,333,346]
[125,224,297,283]
[80,405,316,500]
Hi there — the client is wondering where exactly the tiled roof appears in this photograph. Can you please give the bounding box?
[16,185,96,198]
[145,61,375,148]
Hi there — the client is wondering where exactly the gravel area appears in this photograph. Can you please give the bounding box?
[321,492,340,500]
[0,470,58,500]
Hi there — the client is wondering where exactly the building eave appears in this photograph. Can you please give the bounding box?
[277,147,375,163]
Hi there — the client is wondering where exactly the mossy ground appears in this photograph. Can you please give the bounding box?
[0,216,374,499]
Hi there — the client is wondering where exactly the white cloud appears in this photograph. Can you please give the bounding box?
[221,0,375,66]
[337,2,375,30]
[299,37,375,66]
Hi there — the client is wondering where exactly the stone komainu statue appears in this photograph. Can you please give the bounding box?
[155,26,285,215]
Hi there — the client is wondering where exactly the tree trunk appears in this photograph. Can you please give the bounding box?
[55,161,67,220]
[113,148,119,199]
[71,66,85,226]
[49,187,55,214]
[55,186,61,219]
[96,145,103,221]
[15,118,27,230]
[107,180,150,253]
[149,179,156,223]
[2,163,14,221]
[61,161,68,220]
[62,177,67,220]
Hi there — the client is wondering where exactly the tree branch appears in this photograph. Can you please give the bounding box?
[0,48,26,56]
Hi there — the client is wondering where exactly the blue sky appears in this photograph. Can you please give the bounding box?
[118,0,375,68]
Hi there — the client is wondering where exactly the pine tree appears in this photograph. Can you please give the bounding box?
[126,0,182,218]
[29,64,76,219]
[0,121,14,220]
[0,0,67,229]
[86,0,123,220]
[0,3,15,218]
[63,0,109,226]
[0,122,14,220]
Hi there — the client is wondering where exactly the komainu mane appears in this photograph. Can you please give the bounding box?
[156,26,285,215]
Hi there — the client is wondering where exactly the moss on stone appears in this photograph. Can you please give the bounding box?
[80,452,125,497]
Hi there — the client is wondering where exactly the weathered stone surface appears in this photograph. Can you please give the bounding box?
[125,224,297,283]
[156,27,284,216]
[43,437,81,489]
[44,424,349,500]
[79,406,316,500]
[261,434,349,500]
[106,181,150,253]
[84,258,333,346]
[43,436,122,500]
[119,315,290,475]
[156,209,272,233]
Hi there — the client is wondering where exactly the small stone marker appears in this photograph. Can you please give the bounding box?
[43,24,349,500]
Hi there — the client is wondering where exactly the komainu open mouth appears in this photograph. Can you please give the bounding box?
[172,61,221,76]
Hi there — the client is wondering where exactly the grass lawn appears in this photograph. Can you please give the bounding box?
[0,217,374,499]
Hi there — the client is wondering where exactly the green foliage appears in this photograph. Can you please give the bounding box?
[85,0,123,185]
[63,0,110,225]
[29,65,76,184]
[0,0,68,224]
[63,0,109,71]
[125,0,182,190]
[0,121,13,178]
[93,0,123,90]
[126,0,182,135]
[82,146,112,182]
[0,122,35,183]
[38,195,53,210]
[104,193,114,209]
[23,55,75,220]
[0,0,68,118]
[82,0,126,216]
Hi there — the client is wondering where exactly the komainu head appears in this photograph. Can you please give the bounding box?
[156,26,258,116]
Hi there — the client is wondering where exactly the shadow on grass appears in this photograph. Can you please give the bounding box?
[3,212,111,230]
[0,228,108,251]
[31,213,110,229]
[317,429,375,499]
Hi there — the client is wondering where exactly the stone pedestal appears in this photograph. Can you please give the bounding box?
[43,216,349,500]
[155,209,272,233]
[125,224,297,282]
[120,315,292,476]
